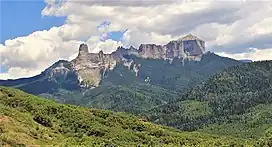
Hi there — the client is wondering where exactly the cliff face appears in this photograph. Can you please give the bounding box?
[127,34,205,59]
[42,34,206,88]
[71,44,118,87]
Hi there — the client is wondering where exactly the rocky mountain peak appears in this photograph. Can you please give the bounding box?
[119,34,206,59]
[129,46,137,50]
[37,35,207,89]
[70,44,119,88]
[78,43,89,56]
[98,50,104,59]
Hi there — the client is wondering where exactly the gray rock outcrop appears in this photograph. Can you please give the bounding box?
[46,34,206,88]
[131,34,205,59]
[71,44,117,87]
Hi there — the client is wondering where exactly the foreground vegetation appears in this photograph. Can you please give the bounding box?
[0,86,256,146]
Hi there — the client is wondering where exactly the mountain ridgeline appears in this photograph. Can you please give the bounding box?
[0,34,241,114]
[0,34,207,91]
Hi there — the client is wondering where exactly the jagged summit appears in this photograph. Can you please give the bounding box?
[72,33,206,75]
[44,33,206,89]
[71,44,118,88]
[124,34,206,59]
[75,34,205,61]
[0,33,242,97]
[78,43,89,56]
[0,35,207,89]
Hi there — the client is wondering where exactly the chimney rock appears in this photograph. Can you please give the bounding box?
[78,44,89,56]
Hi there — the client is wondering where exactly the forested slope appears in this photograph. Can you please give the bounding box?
[147,61,272,140]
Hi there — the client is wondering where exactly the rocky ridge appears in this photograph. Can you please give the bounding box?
[44,34,206,88]
[115,34,205,60]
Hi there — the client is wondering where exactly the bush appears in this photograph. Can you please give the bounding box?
[33,114,52,127]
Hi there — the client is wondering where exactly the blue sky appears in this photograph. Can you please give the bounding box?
[1,1,124,43]
[1,0,66,73]
[0,0,124,73]
[1,0,65,44]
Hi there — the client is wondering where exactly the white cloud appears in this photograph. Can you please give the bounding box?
[1,0,272,79]
[122,28,174,48]
[41,0,272,52]
[64,0,177,7]
[87,38,123,54]
[216,48,272,61]
[0,26,83,79]
[0,67,42,80]
[247,17,272,36]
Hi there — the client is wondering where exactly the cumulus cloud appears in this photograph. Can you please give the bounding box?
[42,0,272,52]
[67,0,177,6]
[0,26,83,79]
[86,37,122,54]
[216,48,272,61]
[0,67,43,80]
[122,28,174,48]
[1,0,272,79]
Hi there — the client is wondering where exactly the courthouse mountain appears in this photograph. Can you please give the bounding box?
[0,34,241,113]
[0,34,207,89]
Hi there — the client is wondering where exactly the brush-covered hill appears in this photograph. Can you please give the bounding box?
[147,60,272,140]
[0,87,255,146]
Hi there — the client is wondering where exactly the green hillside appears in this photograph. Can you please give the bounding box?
[0,87,255,146]
[147,61,272,140]
[39,53,241,115]
[41,83,179,115]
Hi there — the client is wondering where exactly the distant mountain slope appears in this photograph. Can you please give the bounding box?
[0,52,241,94]
[147,60,272,139]
[108,52,241,92]
[0,87,253,146]
[0,34,208,90]
[239,59,253,63]
[0,60,80,95]
[0,34,241,97]
[36,52,241,115]
[0,37,241,115]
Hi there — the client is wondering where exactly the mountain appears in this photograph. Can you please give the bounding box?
[147,60,272,139]
[0,87,254,146]
[43,53,240,114]
[239,59,253,63]
[0,34,241,114]
[0,34,207,89]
